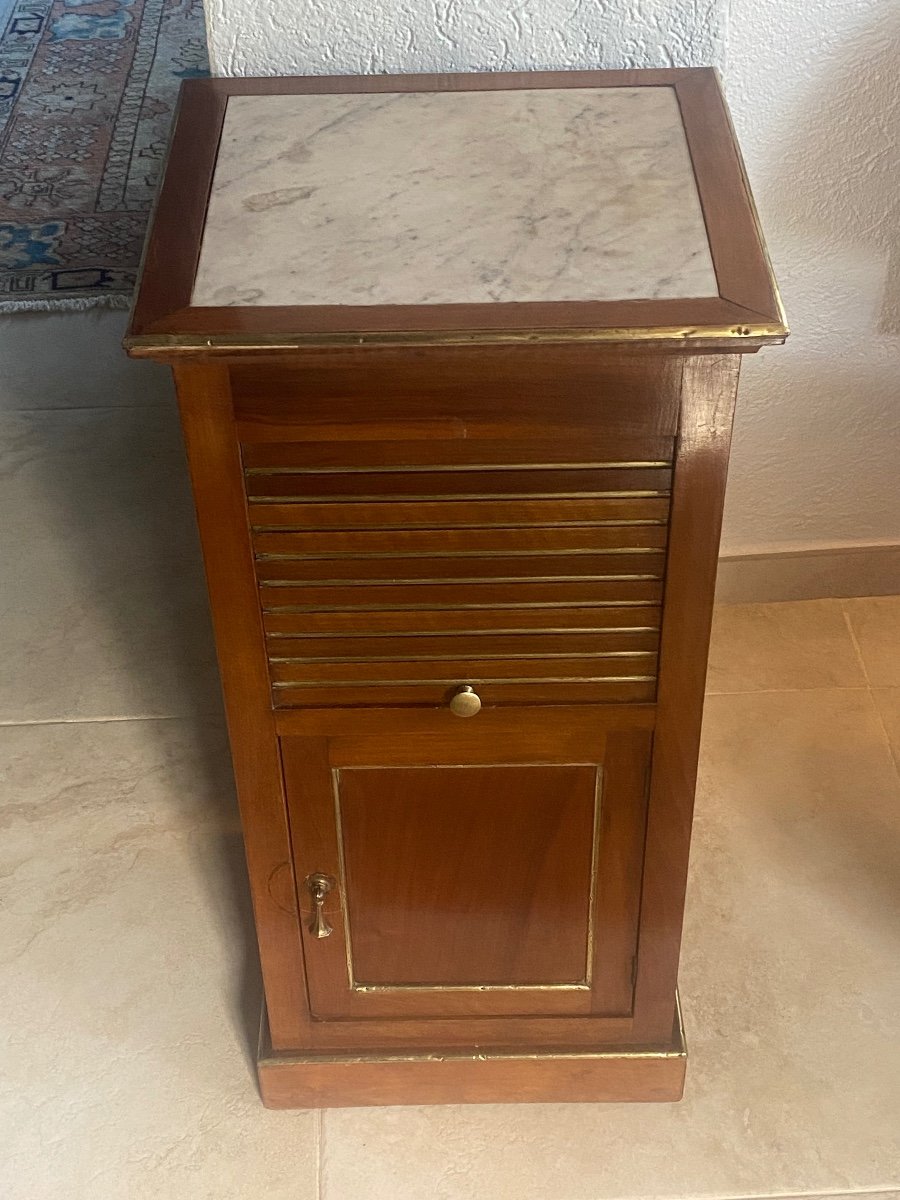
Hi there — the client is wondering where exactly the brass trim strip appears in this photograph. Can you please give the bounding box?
[261,1046,685,1064]
[265,623,661,639]
[265,603,658,615]
[586,765,603,986]
[330,770,356,991]
[254,546,665,561]
[269,650,658,665]
[261,574,663,588]
[127,321,788,354]
[252,518,670,532]
[353,982,590,992]
[257,993,687,1066]
[272,675,657,688]
[257,988,687,1063]
[263,1047,685,1064]
[352,984,592,993]
[261,1047,685,1064]
[245,460,672,475]
[338,761,596,770]
[248,489,671,503]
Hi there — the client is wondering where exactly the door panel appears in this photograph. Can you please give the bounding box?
[337,765,596,987]
[281,713,651,1022]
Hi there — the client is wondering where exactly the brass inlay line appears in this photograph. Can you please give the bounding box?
[353,982,590,992]
[330,770,355,991]
[252,520,668,534]
[586,766,603,986]
[245,460,672,476]
[341,761,596,770]
[272,675,657,688]
[264,599,659,614]
[265,624,661,638]
[269,650,657,665]
[254,547,664,561]
[261,575,662,588]
[248,489,671,503]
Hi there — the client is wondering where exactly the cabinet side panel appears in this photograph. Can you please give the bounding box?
[631,353,740,1041]
[174,362,310,1047]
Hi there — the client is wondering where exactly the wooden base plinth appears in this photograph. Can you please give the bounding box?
[257,1004,687,1108]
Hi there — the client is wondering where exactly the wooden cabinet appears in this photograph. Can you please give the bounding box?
[125,67,786,1107]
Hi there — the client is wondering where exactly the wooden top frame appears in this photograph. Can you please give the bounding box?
[124,68,787,360]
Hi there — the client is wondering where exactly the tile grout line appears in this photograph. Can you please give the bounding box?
[706,685,871,698]
[840,600,873,686]
[315,1109,324,1200]
[840,601,900,782]
[713,1190,900,1200]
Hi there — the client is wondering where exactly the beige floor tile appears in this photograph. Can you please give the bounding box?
[707,598,867,693]
[0,407,221,722]
[844,595,900,686]
[0,718,317,1200]
[0,311,173,411]
[320,689,900,1200]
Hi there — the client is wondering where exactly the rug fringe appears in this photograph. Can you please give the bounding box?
[0,294,133,315]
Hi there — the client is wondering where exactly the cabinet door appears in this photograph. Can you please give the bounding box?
[282,713,650,1020]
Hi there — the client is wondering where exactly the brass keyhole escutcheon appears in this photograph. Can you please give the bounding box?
[305,872,335,939]
[449,685,482,717]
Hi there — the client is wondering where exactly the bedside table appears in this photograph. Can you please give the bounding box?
[125,67,786,1108]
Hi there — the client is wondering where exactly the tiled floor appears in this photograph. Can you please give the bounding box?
[1,313,898,1199]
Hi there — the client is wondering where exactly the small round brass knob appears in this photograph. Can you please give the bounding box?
[449,685,481,718]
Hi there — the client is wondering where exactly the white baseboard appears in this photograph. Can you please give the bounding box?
[715,542,900,604]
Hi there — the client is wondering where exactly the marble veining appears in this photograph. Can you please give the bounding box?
[191,87,719,309]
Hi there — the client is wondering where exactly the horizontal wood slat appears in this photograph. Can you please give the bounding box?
[246,466,671,501]
[248,496,670,530]
[273,680,657,708]
[244,436,673,708]
[266,629,660,661]
[262,605,662,637]
[253,525,667,558]
[256,551,664,585]
[270,654,658,685]
[259,579,664,611]
[242,436,674,472]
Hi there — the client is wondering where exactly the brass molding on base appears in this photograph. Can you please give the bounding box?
[255,999,688,1108]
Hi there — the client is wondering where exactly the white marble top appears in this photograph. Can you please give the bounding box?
[191,86,719,309]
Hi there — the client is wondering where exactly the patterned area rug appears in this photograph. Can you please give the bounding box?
[0,0,208,311]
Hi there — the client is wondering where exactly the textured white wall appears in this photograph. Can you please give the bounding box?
[204,1,726,77]
[721,0,900,554]
[203,0,900,557]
